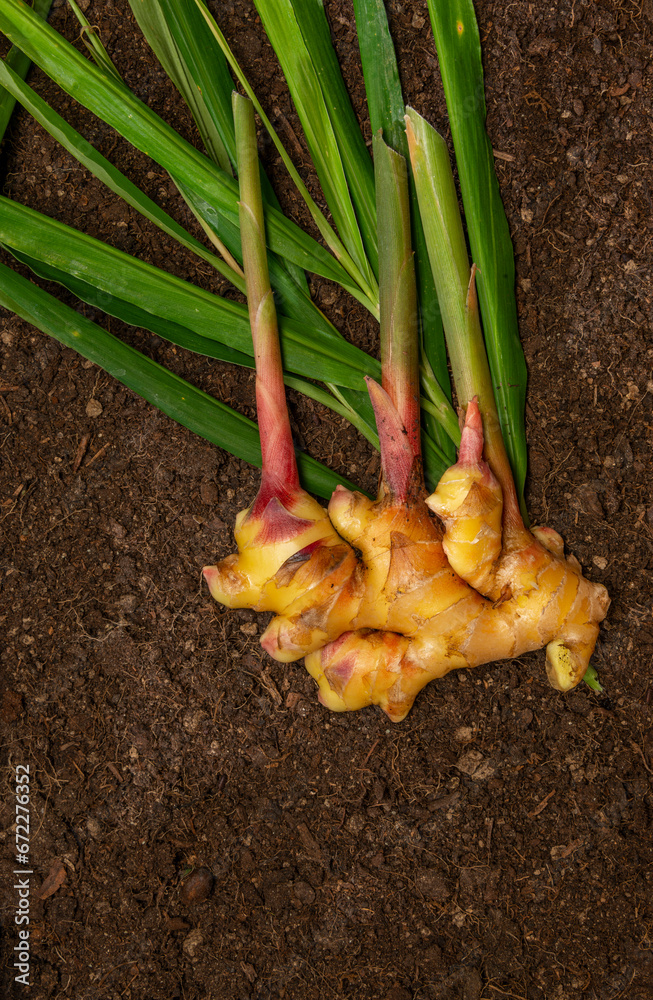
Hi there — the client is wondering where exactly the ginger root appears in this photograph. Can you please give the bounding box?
[207,390,609,722]
[305,395,609,721]
[203,482,361,663]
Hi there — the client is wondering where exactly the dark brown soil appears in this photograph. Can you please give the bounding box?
[1,1,652,998]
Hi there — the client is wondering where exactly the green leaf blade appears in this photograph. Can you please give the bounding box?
[284,0,378,276]
[0,259,356,499]
[5,246,254,368]
[0,0,361,295]
[0,58,246,288]
[0,197,380,390]
[253,0,377,291]
[127,0,235,174]
[353,0,405,155]
[0,0,53,139]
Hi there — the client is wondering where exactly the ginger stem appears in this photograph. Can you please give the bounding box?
[233,92,300,505]
[405,108,526,533]
[373,134,421,497]
[204,96,363,662]
[462,267,526,540]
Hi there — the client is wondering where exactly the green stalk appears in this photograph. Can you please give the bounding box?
[406,107,524,528]
[352,0,455,466]
[426,0,528,502]
[233,92,299,496]
[374,133,420,461]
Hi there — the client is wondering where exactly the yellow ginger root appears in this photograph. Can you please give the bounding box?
[306,508,609,722]
[327,480,465,638]
[205,384,609,721]
[428,397,503,594]
[203,480,360,663]
[427,398,610,692]
[305,395,610,722]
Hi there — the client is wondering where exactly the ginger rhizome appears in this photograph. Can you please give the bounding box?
[306,393,609,722]
[204,112,609,722]
[207,375,608,722]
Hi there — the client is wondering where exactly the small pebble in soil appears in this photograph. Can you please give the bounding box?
[180,868,214,906]
[200,481,218,504]
[182,927,204,959]
[85,399,103,417]
[86,816,102,839]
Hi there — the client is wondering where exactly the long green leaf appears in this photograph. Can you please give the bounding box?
[133,0,304,283]
[0,197,380,391]
[352,0,405,153]
[0,0,364,299]
[252,0,377,294]
[0,57,390,440]
[0,259,359,499]
[1,57,385,432]
[423,433,450,488]
[0,57,246,290]
[0,58,368,376]
[128,0,309,295]
[67,0,123,84]
[427,0,527,502]
[282,0,378,277]
[10,243,371,448]
[0,0,53,139]
[194,9,377,313]
[321,384,379,450]
[5,246,253,367]
[126,0,233,173]
[353,0,454,463]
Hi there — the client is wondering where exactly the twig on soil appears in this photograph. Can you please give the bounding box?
[85,441,110,466]
[72,432,90,472]
[0,392,13,424]
[105,761,123,783]
[527,788,556,818]
[361,739,380,769]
